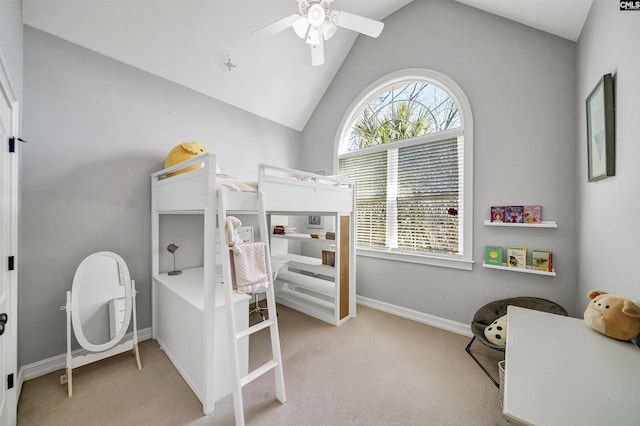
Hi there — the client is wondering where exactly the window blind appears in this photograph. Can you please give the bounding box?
[339,151,387,247]
[339,138,461,255]
[397,138,460,254]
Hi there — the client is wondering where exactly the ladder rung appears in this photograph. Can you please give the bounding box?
[241,359,279,387]
[236,318,275,339]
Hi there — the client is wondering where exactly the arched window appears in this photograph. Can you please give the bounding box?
[336,69,473,269]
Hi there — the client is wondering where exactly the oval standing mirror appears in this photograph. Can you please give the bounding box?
[70,251,132,353]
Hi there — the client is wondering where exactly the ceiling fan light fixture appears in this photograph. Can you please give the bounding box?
[306,26,321,45]
[321,21,337,40]
[307,3,326,27]
[292,15,310,38]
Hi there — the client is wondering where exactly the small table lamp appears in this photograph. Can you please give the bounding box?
[167,243,182,275]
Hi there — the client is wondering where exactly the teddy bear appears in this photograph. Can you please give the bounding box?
[583,290,640,341]
[484,314,508,347]
[165,142,208,177]
[225,216,244,255]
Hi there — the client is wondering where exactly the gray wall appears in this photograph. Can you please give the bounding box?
[302,0,579,323]
[577,2,640,305]
[20,27,302,366]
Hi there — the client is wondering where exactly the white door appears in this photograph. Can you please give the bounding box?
[0,55,18,426]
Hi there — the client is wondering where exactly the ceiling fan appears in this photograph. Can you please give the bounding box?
[253,0,384,66]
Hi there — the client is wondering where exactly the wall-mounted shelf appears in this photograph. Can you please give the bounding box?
[484,220,557,228]
[271,233,337,244]
[483,261,556,276]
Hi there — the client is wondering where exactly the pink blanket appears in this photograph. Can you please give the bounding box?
[229,242,269,294]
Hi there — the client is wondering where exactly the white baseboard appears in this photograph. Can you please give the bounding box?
[356,296,472,337]
[17,327,152,397]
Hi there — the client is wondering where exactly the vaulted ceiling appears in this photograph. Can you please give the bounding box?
[22,0,593,131]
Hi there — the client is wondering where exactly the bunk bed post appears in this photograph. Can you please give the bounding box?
[202,154,218,415]
[350,181,357,318]
[151,175,159,340]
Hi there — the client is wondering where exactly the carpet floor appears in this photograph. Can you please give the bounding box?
[18,304,506,425]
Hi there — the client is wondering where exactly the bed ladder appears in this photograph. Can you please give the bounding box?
[218,190,286,426]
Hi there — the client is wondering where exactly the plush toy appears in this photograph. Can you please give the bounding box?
[584,290,640,341]
[165,142,208,177]
[225,216,244,255]
[484,314,508,347]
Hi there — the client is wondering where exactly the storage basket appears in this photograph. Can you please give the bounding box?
[498,360,506,408]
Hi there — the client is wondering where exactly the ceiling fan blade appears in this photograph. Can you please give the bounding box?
[332,10,384,38]
[252,14,299,37]
[310,38,325,67]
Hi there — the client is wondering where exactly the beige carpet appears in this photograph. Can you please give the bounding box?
[18,305,505,425]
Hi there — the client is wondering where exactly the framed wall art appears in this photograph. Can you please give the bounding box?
[307,215,323,228]
[586,73,615,182]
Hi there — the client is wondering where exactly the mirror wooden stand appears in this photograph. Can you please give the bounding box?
[64,252,142,397]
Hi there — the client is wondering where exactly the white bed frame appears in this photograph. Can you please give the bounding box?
[151,154,356,414]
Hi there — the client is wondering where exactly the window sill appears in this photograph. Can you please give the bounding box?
[356,247,474,271]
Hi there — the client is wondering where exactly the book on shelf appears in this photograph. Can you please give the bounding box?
[273,225,296,235]
[490,206,506,222]
[322,249,336,266]
[523,205,542,224]
[506,246,527,269]
[506,206,524,223]
[532,250,553,272]
[485,246,503,266]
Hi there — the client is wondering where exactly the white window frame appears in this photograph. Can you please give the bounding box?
[334,69,474,270]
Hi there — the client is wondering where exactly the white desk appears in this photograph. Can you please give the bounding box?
[504,306,640,426]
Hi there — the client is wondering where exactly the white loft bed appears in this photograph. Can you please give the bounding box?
[258,164,357,326]
[151,153,256,415]
[151,154,356,414]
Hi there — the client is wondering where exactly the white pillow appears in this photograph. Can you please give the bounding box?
[484,314,508,347]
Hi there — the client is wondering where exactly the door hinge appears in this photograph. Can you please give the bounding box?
[8,256,14,271]
[8,137,27,153]
[7,373,14,390]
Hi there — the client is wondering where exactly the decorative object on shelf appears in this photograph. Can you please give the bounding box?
[506,246,526,269]
[523,205,541,224]
[485,246,503,266]
[307,215,323,228]
[586,73,615,182]
[584,290,640,341]
[490,206,506,222]
[167,243,182,275]
[325,231,335,240]
[506,206,524,223]
[164,142,208,177]
[531,250,553,272]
